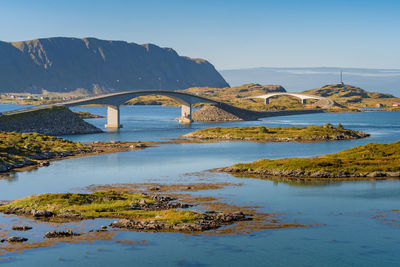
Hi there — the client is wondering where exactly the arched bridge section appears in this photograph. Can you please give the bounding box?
[248,92,334,108]
[2,90,219,128]
[61,90,219,128]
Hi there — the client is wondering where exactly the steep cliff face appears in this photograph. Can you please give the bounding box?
[0,37,229,93]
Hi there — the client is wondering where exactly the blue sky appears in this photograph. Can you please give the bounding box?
[1,0,399,70]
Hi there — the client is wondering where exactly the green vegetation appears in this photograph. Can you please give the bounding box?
[126,95,179,106]
[388,106,400,112]
[303,84,400,109]
[75,111,104,119]
[0,191,199,225]
[228,141,400,177]
[0,131,89,156]
[0,131,91,168]
[184,124,369,142]
[183,84,296,111]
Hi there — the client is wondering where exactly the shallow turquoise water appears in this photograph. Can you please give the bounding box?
[0,105,399,266]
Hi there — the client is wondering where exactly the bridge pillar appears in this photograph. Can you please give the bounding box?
[105,105,123,128]
[264,98,270,105]
[179,104,192,124]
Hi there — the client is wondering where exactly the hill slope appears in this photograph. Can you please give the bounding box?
[0,37,229,93]
[182,83,288,110]
[220,67,400,97]
[302,84,399,107]
[303,84,394,99]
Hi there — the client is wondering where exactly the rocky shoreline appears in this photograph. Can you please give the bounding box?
[191,103,324,122]
[110,211,249,232]
[185,134,369,142]
[0,138,214,175]
[183,124,370,142]
[0,140,152,174]
[222,167,400,179]
[0,151,86,173]
[0,191,252,233]
[221,141,400,180]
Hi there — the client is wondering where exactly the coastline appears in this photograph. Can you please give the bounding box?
[0,138,211,176]
[220,140,400,180]
[221,167,400,180]
[183,125,370,142]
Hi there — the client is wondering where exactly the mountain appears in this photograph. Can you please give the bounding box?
[0,37,229,93]
[220,67,400,97]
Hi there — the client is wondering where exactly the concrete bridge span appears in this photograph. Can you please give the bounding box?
[248,92,334,108]
[61,90,219,128]
[2,90,219,129]
[1,90,332,130]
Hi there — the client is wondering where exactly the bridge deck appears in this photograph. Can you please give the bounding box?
[0,90,332,120]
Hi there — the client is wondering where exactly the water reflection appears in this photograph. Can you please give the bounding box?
[0,105,399,266]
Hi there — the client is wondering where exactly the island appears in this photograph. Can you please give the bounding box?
[0,190,249,233]
[222,141,400,179]
[183,123,369,142]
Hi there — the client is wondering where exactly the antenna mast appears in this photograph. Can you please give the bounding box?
[340,70,344,85]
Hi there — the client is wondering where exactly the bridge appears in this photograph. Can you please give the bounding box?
[248,92,334,108]
[2,90,220,128]
[1,90,332,129]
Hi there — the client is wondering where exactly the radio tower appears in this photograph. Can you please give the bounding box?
[340,70,344,85]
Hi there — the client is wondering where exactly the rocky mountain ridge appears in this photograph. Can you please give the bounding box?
[0,37,229,93]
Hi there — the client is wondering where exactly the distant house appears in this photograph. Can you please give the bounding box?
[393,102,400,107]
[376,103,384,108]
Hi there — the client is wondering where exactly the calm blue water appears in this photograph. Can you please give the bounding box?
[0,104,399,266]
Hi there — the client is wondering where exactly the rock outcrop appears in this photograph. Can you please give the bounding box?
[110,211,249,232]
[44,230,80,238]
[11,226,32,231]
[0,37,229,93]
[192,103,323,122]
[192,105,244,122]
[0,106,102,135]
[223,167,400,179]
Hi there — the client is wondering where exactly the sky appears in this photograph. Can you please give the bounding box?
[1,0,400,70]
